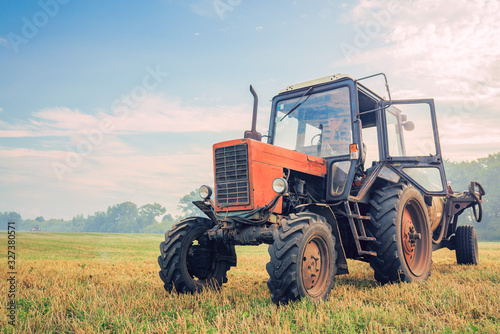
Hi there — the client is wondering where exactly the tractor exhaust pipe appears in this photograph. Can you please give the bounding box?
[244,85,262,141]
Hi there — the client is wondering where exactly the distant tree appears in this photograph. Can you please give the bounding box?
[138,203,166,229]
[106,202,139,233]
[84,211,106,232]
[445,152,500,240]
[143,219,175,234]
[178,190,203,218]
[142,211,176,234]
[71,214,86,231]
[35,216,45,223]
[0,212,22,227]
[161,214,175,224]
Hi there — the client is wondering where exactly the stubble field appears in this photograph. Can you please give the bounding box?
[1,232,499,333]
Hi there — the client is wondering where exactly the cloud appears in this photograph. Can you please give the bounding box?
[189,0,216,19]
[333,0,500,161]
[337,0,500,100]
[109,94,250,134]
[0,139,215,219]
[0,94,251,138]
[0,95,263,219]
[0,36,8,48]
[255,26,263,30]
[189,0,243,20]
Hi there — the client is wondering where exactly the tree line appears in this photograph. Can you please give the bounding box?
[0,191,201,234]
[1,153,498,238]
[444,152,500,241]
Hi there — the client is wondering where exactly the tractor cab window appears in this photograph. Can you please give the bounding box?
[385,103,437,157]
[383,101,445,193]
[274,86,352,158]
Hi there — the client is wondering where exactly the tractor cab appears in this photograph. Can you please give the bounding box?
[268,73,448,201]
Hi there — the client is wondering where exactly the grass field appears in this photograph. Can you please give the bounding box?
[1,232,499,333]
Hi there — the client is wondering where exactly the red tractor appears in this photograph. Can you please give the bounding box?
[158,73,484,304]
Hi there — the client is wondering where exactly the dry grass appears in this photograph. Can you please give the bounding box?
[1,232,499,333]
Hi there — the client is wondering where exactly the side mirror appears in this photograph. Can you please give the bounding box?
[403,121,415,131]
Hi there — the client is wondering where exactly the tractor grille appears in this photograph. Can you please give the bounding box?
[215,143,250,207]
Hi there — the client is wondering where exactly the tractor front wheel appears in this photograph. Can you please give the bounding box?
[369,183,432,284]
[158,217,236,293]
[267,213,337,305]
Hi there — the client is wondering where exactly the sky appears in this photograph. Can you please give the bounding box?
[1,0,499,220]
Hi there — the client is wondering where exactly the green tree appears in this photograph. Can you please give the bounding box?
[444,152,500,240]
[84,211,106,232]
[138,203,166,230]
[0,212,23,230]
[177,190,203,218]
[106,202,139,233]
[161,214,175,224]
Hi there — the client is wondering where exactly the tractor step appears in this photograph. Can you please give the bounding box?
[345,201,377,257]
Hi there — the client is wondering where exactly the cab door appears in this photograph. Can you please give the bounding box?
[381,99,447,196]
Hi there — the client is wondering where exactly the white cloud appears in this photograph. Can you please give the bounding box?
[0,36,8,48]
[256,26,263,30]
[334,0,500,161]
[0,95,263,219]
[189,0,215,18]
[109,94,250,134]
[189,0,241,20]
[0,140,214,219]
[0,94,251,138]
[337,0,500,100]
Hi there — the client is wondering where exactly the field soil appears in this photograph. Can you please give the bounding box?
[1,232,499,333]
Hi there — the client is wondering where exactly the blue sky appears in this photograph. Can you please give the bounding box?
[1,0,499,220]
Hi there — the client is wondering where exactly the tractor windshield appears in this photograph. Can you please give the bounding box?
[273,86,352,158]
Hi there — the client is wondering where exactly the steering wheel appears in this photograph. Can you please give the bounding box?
[468,181,485,222]
[311,133,322,146]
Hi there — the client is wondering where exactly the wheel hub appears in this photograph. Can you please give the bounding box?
[302,240,321,290]
[402,207,420,264]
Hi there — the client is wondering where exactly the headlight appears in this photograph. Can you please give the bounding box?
[199,185,212,200]
[272,178,288,194]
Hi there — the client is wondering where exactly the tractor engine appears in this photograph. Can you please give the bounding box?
[202,138,326,245]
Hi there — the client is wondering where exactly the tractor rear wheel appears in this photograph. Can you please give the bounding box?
[368,183,432,284]
[267,213,337,305]
[158,217,236,293]
[455,225,479,265]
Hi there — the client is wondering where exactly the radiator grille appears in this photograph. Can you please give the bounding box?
[215,144,250,206]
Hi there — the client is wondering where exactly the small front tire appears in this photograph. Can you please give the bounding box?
[267,213,337,305]
[158,217,236,293]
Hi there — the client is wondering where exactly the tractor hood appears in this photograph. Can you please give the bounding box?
[212,138,326,212]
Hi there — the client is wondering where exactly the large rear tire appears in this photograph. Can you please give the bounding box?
[158,217,236,293]
[455,225,479,265]
[369,183,432,284]
[267,213,337,305]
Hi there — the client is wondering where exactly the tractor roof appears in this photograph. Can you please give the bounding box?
[279,73,354,93]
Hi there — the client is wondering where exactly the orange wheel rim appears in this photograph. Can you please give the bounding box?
[402,207,416,266]
[401,200,430,276]
[303,240,321,290]
[301,237,329,297]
